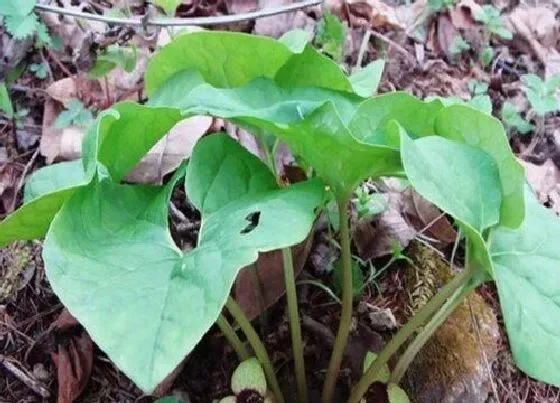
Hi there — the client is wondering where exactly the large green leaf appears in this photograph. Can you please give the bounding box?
[185,135,277,215]
[24,160,86,203]
[490,190,560,387]
[0,160,89,247]
[400,132,501,232]
[349,92,444,146]
[150,75,401,199]
[349,60,385,98]
[434,105,525,228]
[146,32,354,97]
[82,102,182,182]
[43,138,324,392]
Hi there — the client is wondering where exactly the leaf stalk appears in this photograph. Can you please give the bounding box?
[226,297,285,403]
[321,198,352,403]
[216,314,250,361]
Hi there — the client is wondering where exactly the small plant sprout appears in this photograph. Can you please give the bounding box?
[501,101,534,135]
[220,358,274,403]
[88,44,138,79]
[448,35,470,56]
[29,62,49,79]
[522,73,560,116]
[0,0,53,45]
[315,10,345,62]
[473,5,512,41]
[54,100,94,129]
[1,31,559,403]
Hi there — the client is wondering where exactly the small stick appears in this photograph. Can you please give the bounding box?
[0,356,50,398]
[8,148,39,213]
[369,30,416,64]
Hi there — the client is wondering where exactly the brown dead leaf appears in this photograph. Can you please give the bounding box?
[126,116,212,184]
[403,189,457,243]
[227,0,258,14]
[40,100,85,164]
[254,0,316,38]
[347,0,404,30]
[235,236,313,320]
[353,192,416,260]
[508,6,560,79]
[49,309,93,403]
[435,13,459,57]
[522,158,560,214]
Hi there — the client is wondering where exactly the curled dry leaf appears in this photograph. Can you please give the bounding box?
[126,116,212,184]
[235,236,313,320]
[402,189,457,244]
[49,309,93,403]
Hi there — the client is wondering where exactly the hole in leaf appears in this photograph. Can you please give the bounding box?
[240,211,261,234]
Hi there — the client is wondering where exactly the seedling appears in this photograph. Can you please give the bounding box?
[1,31,559,403]
[0,0,53,46]
[473,5,512,41]
[315,10,345,62]
[29,62,48,79]
[88,44,138,79]
[54,100,94,129]
[501,101,534,135]
[522,74,560,116]
[448,35,470,56]
[427,0,455,12]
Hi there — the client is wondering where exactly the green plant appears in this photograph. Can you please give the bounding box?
[479,46,494,67]
[448,35,470,56]
[501,101,534,135]
[88,44,137,79]
[522,74,560,116]
[54,100,94,129]
[428,0,455,12]
[473,5,512,40]
[29,62,48,79]
[1,31,559,403]
[315,10,345,62]
[0,0,52,45]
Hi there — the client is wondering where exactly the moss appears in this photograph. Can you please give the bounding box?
[0,242,36,302]
[401,241,499,402]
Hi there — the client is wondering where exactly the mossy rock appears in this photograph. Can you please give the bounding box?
[401,241,499,403]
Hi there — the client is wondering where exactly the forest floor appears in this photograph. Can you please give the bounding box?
[1,0,560,402]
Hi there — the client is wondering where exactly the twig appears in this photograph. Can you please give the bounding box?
[0,356,51,398]
[370,30,416,64]
[45,48,74,77]
[8,149,39,213]
[355,30,372,70]
[35,0,322,27]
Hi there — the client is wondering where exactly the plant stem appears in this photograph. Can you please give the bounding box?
[226,297,285,403]
[321,198,352,403]
[216,314,250,361]
[347,262,478,403]
[390,277,477,384]
[282,248,309,403]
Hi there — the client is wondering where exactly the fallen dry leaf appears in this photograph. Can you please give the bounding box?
[347,0,404,30]
[353,191,416,260]
[403,189,457,244]
[254,0,316,38]
[435,13,459,57]
[522,158,560,214]
[507,5,560,79]
[40,100,85,164]
[126,116,212,184]
[235,236,313,320]
[49,309,93,403]
[0,163,21,214]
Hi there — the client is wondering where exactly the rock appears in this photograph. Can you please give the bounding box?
[401,242,500,403]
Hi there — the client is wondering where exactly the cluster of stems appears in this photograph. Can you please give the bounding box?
[217,170,480,403]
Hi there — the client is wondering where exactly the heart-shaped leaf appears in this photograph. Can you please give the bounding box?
[0,160,89,246]
[400,131,501,232]
[146,32,354,97]
[348,92,444,145]
[490,189,560,387]
[43,135,324,392]
[434,105,525,228]
[150,74,401,200]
